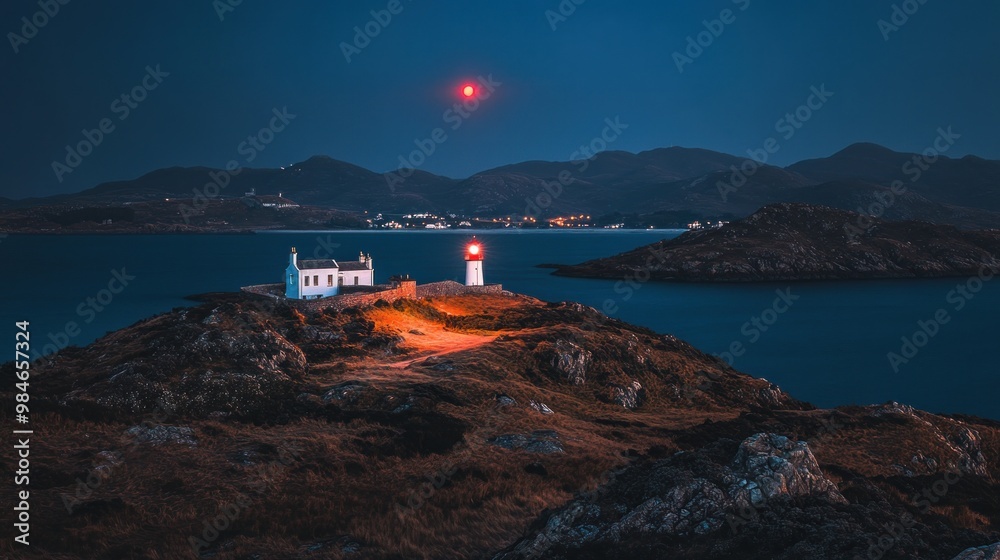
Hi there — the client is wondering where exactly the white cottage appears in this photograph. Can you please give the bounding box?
[285,247,374,300]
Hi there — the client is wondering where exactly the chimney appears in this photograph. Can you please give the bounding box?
[366,253,373,269]
[290,247,298,267]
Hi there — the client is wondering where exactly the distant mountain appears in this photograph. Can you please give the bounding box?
[553,203,1000,282]
[788,143,911,183]
[433,147,745,216]
[789,142,1000,212]
[47,157,459,213]
[6,143,1000,229]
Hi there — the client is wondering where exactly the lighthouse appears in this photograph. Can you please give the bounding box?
[465,239,484,286]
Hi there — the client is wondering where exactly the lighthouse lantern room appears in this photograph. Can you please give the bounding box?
[465,240,484,286]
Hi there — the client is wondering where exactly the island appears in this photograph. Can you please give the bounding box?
[552,203,1000,282]
[4,288,999,559]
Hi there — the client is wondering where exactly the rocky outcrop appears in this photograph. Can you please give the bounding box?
[547,339,592,385]
[731,433,846,505]
[496,433,846,559]
[554,203,1000,282]
[125,425,196,446]
[529,400,554,415]
[606,380,645,410]
[952,543,1000,560]
[489,431,565,454]
[867,402,989,477]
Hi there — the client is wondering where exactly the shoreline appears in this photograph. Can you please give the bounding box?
[0,227,686,236]
[548,266,999,284]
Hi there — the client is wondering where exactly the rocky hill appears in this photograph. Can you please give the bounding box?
[553,203,1000,282]
[1,291,998,559]
[0,198,366,234]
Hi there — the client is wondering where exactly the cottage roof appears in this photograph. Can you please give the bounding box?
[338,261,371,271]
[297,259,339,270]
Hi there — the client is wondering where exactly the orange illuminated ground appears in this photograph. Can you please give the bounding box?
[424,294,526,316]
[364,302,501,369]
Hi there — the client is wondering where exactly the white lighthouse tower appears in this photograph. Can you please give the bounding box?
[465,239,484,286]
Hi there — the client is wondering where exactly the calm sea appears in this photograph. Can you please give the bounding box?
[2,230,996,419]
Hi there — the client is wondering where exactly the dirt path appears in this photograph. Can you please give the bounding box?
[387,335,497,369]
[364,306,500,369]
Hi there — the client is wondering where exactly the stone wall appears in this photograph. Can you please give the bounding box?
[415,280,504,298]
[241,283,285,299]
[241,279,501,313]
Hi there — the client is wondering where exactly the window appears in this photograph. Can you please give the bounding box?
[328,275,333,287]
[354,276,359,286]
[313,275,319,287]
[289,274,293,284]
[338,275,344,287]
[304,276,310,286]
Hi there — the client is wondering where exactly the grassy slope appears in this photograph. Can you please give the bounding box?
[0,293,996,559]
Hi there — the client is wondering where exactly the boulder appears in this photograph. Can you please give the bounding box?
[529,400,554,415]
[125,425,196,446]
[489,430,564,454]
[549,339,592,385]
[731,433,847,505]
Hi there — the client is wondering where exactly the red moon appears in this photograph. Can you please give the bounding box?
[462,85,475,97]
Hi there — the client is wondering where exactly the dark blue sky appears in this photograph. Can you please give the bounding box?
[2,0,997,199]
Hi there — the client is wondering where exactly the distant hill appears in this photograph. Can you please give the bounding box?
[5,143,1000,229]
[41,157,459,213]
[789,142,1000,212]
[553,203,1000,282]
